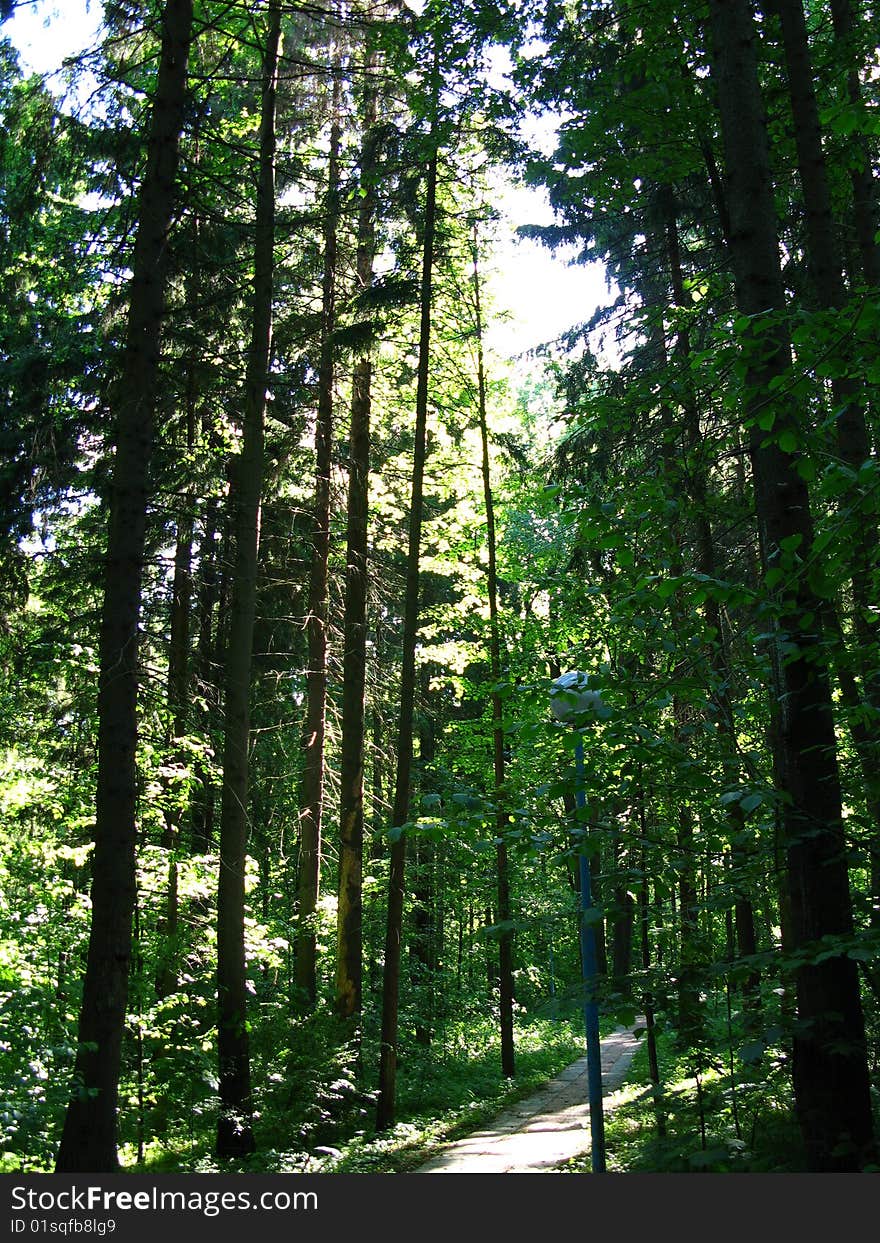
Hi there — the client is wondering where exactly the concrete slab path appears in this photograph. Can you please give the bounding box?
[415,1023,642,1174]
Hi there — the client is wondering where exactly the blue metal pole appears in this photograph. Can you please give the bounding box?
[575,736,606,1173]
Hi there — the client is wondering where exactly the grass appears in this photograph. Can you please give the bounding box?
[124,999,877,1175]
[556,1028,805,1173]
[320,1013,592,1173]
[126,1010,595,1174]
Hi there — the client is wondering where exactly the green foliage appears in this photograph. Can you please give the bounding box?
[560,1022,806,1174]
[326,1015,587,1173]
[1,0,878,1178]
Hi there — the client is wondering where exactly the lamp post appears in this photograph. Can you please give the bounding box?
[550,671,607,1174]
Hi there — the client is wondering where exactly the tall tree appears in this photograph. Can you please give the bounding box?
[215,0,282,1159]
[55,0,194,1173]
[376,117,439,1133]
[707,0,875,1172]
[828,0,880,287]
[155,375,196,1001]
[295,42,342,1006]
[336,37,380,1025]
[471,217,515,1078]
[771,0,880,926]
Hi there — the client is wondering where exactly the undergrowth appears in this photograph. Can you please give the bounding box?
[558,1026,805,1173]
[129,1008,589,1173]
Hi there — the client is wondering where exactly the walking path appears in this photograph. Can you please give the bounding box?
[415,1023,642,1173]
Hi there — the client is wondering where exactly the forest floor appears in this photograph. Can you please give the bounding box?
[413,1022,643,1173]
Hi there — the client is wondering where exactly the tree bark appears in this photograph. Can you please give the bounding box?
[156,394,195,1000]
[295,54,342,1006]
[637,793,666,1138]
[411,664,436,1047]
[828,0,880,287]
[376,144,438,1132]
[663,194,760,1010]
[707,0,875,1171]
[772,0,880,923]
[55,0,193,1174]
[610,827,634,997]
[215,0,281,1159]
[336,51,380,1025]
[472,220,515,1077]
[190,496,220,854]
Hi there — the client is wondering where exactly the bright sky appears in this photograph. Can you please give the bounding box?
[6,0,102,75]
[4,0,605,360]
[488,181,608,359]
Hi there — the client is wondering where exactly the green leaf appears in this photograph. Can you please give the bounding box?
[756,409,776,432]
[765,567,785,589]
[796,457,817,482]
[807,563,834,598]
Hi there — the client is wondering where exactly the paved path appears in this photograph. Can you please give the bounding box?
[415,1023,642,1174]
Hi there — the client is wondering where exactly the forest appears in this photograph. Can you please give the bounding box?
[0,0,878,1177]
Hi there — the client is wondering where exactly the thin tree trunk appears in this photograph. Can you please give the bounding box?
[663,194,760,1010]
[336,54,380,1024]
[215,0,281,1159]
[610,827,634,996]
[411,663,436,1047]
[55,0,193,1173]
[637,793,666,1138]
[675,794,702,1043]
[826,608,880,927]
[707,0,874,1171]
[639,219,706,1043]
[472,220,515,1077]
[295,56,342,1006]
[156,397,195,1000]
[190,496,220,854]
[828,0,880,287]
[376,142,438,1132]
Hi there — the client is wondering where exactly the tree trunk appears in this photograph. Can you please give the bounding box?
[773,0,880,924]
[828,0,880,287]
[610,830,634,997]
[55,0,193,1174]
[295,56,342,1006]
[675,795,702,1044]
[215,0,281,1159]
[472,220,515,1077]
[411,663,436,1047]
[156,396,195,1000]
[663,193,760,1011]
[190,496,220,854]
[336,54,380,1024]
[640,216,705,1044]
[707,0,874,1171]
[376,144,438,1132]
[637,794,666,1138]
[826,608,880,927]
